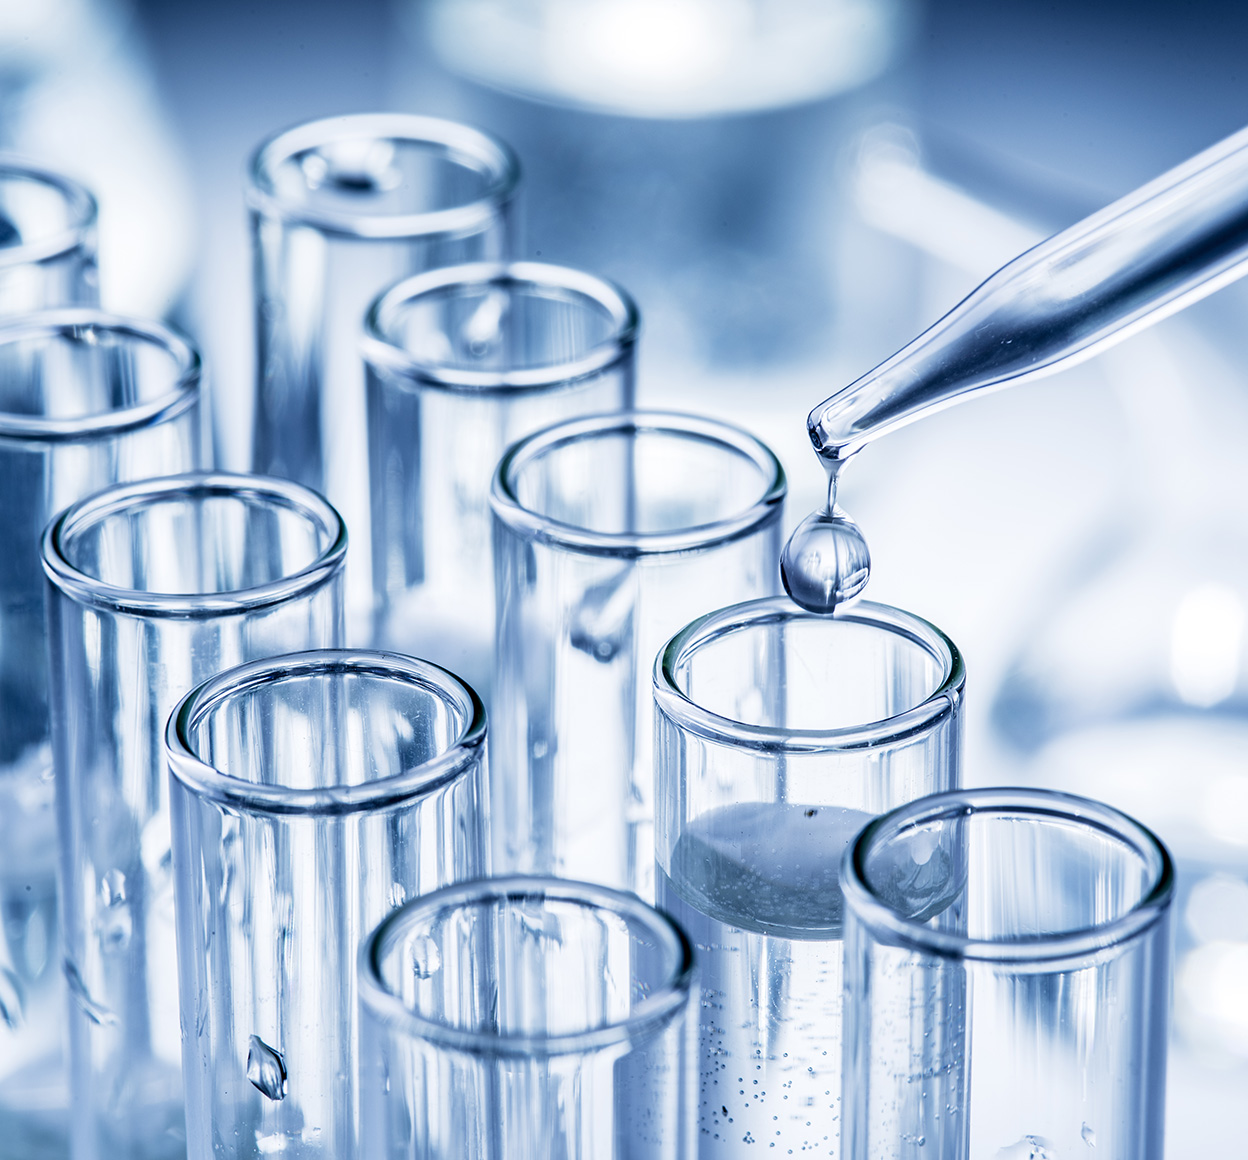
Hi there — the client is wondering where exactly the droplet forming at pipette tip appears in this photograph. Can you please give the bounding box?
[779,460,872,615]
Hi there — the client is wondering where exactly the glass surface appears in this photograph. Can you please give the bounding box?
[249,113,518,640]
[0,161,97,314]
[166,651,486,1160]
[365,260,636,697]
[653,598,964,1160]
[0,311,200,1160]
[489,411,785,897]
[359,875,697,1160]
[841,788,1174,1160]
[42,474,345,1160]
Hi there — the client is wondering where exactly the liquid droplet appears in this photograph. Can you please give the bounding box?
[0,966,25,1029]
[64,960,117,1026]
[1081,1123,1095,1147]
[247,1035,288,1101]
[780,506,871,614]
[409,935,442,979]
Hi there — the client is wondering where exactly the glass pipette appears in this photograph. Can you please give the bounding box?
[783,123,1248,613]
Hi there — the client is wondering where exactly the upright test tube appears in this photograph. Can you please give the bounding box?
[43,473,346,1160]
[489,411,785,896]
[652,598,965,1160]
[0,160,97,312]
[359,875,698,1160]
[166,650,486,1160]
[0,312,201,1160]
[841,788,1174,1160]
[249,113,518,634]
[364,260,636,696]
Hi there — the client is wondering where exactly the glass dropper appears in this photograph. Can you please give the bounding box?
[782,122,1248,614]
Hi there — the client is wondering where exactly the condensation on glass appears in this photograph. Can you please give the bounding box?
[489,410,785,897]
[0,311,201,1160]
[364,260,636,697]
[165,650,486,1160]
[248,113,519,636]
[358,875,697,1160]
[42,473,346,1160]
[0,160,98,314]
[652,598,965,1160]
[841,788,1174,1160]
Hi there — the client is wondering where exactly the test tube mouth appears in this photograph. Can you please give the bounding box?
[842,787,1175,966]
[166,649,486,816]
[0,159,97,269]
[42,472,347,618]
[0,309,200,441]
[362,260,638,392]
[490,410,786,558]
[654,597,964,752]
[358,875,696,1057]
[246,112,520,240]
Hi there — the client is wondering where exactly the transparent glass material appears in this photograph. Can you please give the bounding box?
[841,788,1175,1160]
[490,411,786,897]
[42,473,346,1160]
[0,312,201,1160]
[364,260,636,697]
[808,121,1248,461]
[249,113,519,637]
[166,651,486,1160]
[0,161,98,313]
[653,599,965,1160]
[358,875,697,1160]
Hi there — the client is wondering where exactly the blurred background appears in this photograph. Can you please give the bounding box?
[4,0,1247,1150]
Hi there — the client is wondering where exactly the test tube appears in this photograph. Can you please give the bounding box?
[489,411,786,896]
[42,473,346,1160]
[166,650,486,1160]
[0,160,98,312]
[249,113,519,636]
[652,598,965,1160]
[0,312,201,1159]
[358,875,698,1160]
[840,788,1174,1160]
[364,260,637,697]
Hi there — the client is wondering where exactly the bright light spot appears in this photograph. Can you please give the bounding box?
[1170,582,1244,708]
[1201,774,1248,849]
[1177,940,1248,1057]
[1186,874,1248,944]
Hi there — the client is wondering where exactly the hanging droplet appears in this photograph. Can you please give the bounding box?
[247,1034,288,1101]
[779,506,871,614]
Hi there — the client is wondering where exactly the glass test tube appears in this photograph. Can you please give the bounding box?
[841,788,1174,1160]
[364,260,637,698]
[358,875,698,1160]
[0,160,98,312]
[489,411,786,897]
[0,312,201,1160]
[166,650,486,1160]
[42,473,347,1160]
[249,113,519,636]
[652,598,965,1160]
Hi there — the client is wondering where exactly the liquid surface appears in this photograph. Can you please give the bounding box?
[779,460,871,615]
[657,802,876,1160]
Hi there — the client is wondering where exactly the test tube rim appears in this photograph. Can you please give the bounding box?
[841,786,1175,965]
[246,111,520,240]
[362,259,638,393]
[489,409,787,558]
[0,157,97,269]
[653,596,964,752]
[41,471,348,618]
[358,873,697,1058]
[166,648,486,816]
[0,309,200,441]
